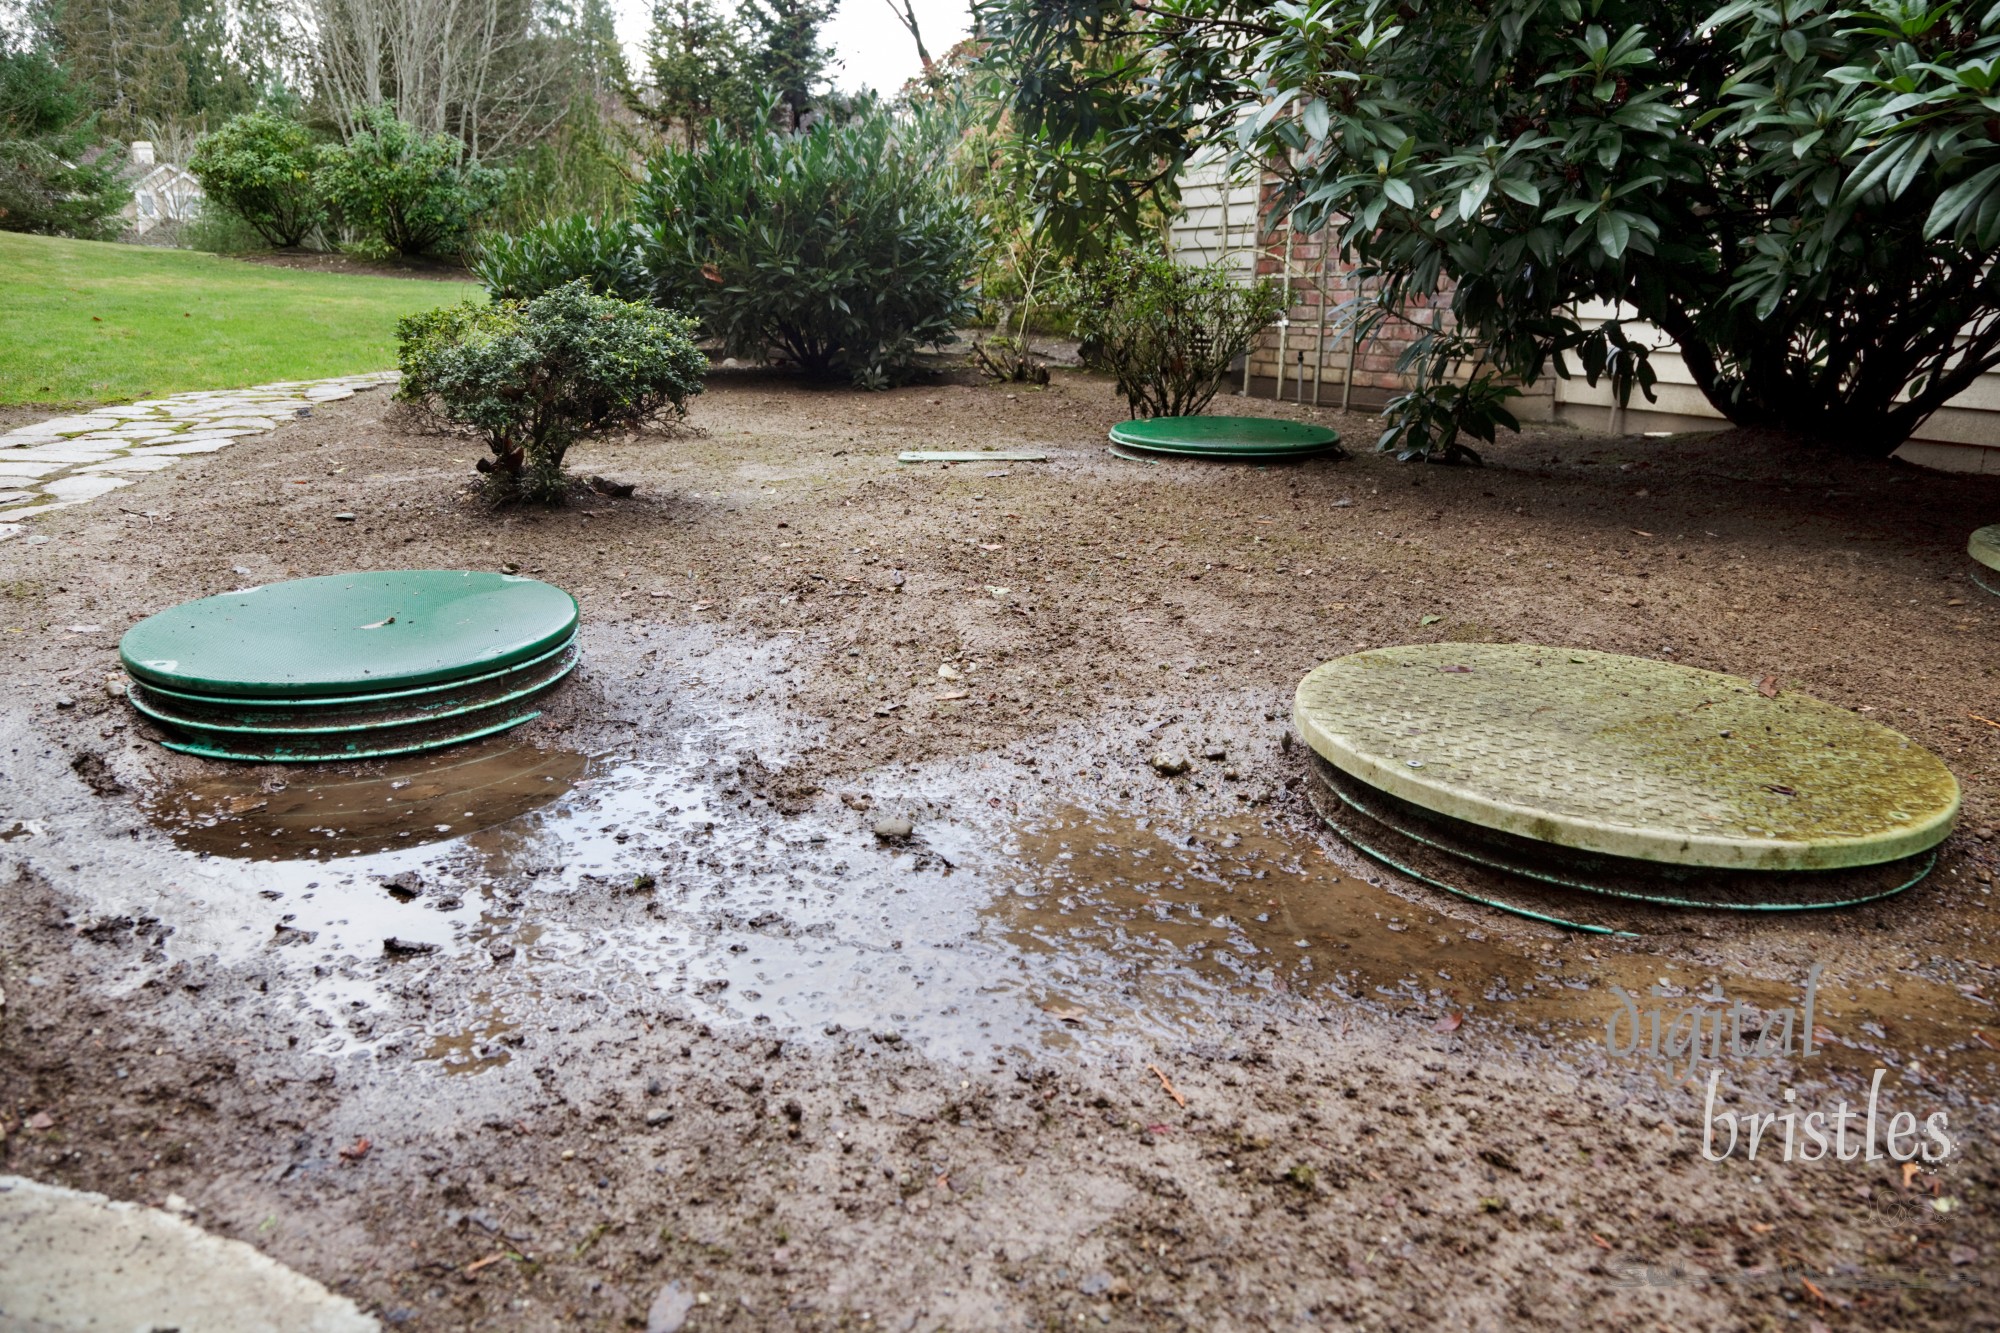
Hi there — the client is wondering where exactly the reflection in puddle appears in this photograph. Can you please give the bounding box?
[1005,808,2000,1095]
[142,738,585,858]
[420,988,523,1076]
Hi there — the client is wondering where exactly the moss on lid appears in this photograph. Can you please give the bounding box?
[1294,644,1959,870]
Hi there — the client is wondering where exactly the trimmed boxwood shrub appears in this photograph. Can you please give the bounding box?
[396,280,707,503]
[633,103,978,387]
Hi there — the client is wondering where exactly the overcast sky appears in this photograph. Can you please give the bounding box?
[613,0,975,97]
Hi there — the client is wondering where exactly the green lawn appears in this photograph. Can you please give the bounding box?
[0,232,482,405]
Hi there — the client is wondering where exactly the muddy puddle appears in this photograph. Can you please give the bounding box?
[140,738,587,859]
[1003,809,2000,1098]
[120,730,2000,1097]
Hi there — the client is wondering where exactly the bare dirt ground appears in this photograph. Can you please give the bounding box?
[2,369,1998,1330]
[235,250,477,281]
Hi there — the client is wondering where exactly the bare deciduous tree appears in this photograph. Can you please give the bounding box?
[291,0,569,158]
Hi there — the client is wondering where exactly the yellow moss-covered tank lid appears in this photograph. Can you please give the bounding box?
[1293,644,1959,870]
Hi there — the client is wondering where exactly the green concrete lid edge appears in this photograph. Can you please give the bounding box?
[158,710,545,764]
[1970,524,2000,571]
[1107,441,1345,459]
[1313,756,1940,911]
[1106,427,1343,455]
[1309,770,1935,934]
[119,575,580,698]
[127,632,578,709]
[1109,415,1340,442]
[1292,660,1961,870]
[128,651,575,737]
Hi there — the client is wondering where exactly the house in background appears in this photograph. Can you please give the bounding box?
[119,141,204,240]
[1171,153,2000,473]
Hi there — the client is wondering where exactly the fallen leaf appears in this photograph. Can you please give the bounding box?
[1903,1161,1923,1189]
[1590,1233,1613,1251]
[338,1136,372,1163]
[979,543,1003,551]
[1146,1062,1188,1107]
[1757,674,1780,699]
[24,1111,53,1132]
[1420,614,1442,626]
[1432,1012,1463,1034]
[1044,1003,1086,1023]
[934,691,969,702]
[358,616,395,630]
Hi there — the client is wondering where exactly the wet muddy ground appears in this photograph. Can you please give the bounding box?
[3,371,1999,1329]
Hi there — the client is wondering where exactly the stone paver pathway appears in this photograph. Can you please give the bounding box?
[0,372,398,541]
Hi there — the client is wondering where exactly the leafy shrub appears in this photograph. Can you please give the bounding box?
[1065,247,1285,418]
[473,213,649,301]
[633,101,978,387]
[0,50,128,238]
[395,280,707,503]
[318,105,505,259]
[188,111,324,248]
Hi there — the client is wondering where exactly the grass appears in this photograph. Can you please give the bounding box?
[0,232,483,405]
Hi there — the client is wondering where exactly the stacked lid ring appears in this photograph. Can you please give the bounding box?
[119,570,580,762]
[1970,525,2000,597]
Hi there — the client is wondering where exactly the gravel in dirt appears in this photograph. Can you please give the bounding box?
[1,369,1997,1329]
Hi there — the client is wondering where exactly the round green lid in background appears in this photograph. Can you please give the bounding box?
[1108,415,1342,459]
[121,571,579,699]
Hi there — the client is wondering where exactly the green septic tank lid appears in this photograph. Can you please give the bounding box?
[1108,416,1342,459]
[1293,644,1960,871]
[121,571,579,699]
[1969,524,2000,571]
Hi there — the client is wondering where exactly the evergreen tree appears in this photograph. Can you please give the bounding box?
[41,0,188,134]
[642,0,752,145]
[0,46,130,235]
[739,0,834,128]
[562,0,631,99]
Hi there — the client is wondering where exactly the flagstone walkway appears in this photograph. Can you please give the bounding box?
[0,372,398,541]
